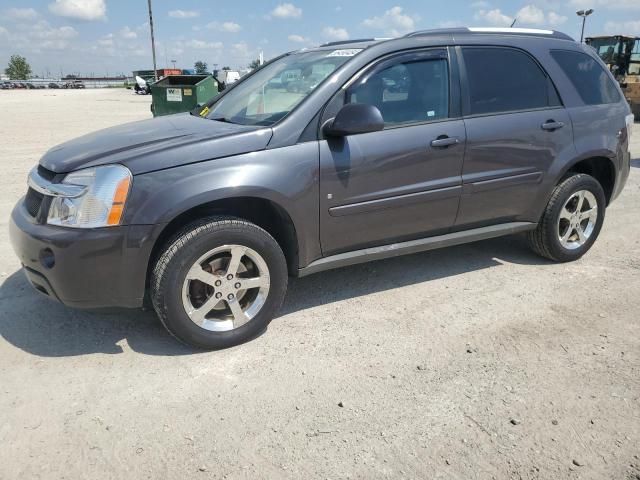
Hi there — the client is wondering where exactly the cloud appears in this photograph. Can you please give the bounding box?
[206,21,242,32]
[184,39,223,49]
[570,0,640,10]
[604,19,640,33]
[270,3,302,19]
[168,10,200,19]
[288,34,308,43]
[5,7,39,20]
[362,6,418,36]
[470,1,490,8]
[231,42,252,58]
[11,20,79,50]
[474,8,514,27]
[31,23,78,40]
[322,26,349,41]
[48,0,106,21]
[547,12,567,26]
[98,33,113,47]
[513,5,566,26]
[515,5,545,25]
[474,5,566,28]
[220,22,241,32]
[118,26,137,39]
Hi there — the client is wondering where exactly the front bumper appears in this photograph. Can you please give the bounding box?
[9,200,161,309]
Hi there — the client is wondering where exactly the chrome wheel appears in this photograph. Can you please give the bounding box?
[557,190,598,250]
[181,245,270,332]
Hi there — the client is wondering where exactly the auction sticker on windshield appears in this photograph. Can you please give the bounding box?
[167,88,182,102]
[327,49,363,57]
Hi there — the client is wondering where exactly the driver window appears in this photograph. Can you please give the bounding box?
[347,57,449,127]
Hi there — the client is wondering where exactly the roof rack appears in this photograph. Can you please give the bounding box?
[319,38,383,47]
[405,27,574,41]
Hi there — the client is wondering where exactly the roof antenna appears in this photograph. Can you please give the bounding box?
[510,18,517,27]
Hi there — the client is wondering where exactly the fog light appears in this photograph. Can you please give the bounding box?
[39,248,55,269]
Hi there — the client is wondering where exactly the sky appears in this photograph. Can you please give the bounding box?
[0,0,639,77]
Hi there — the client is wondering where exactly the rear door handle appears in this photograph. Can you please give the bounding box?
[430,136,460,148]
[541,120,565,131]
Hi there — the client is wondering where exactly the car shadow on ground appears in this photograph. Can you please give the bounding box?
[630,157,640,168]
[281,233,547,315]
[0,233,549,358]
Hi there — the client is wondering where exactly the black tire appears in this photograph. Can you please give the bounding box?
[151,217,288,349]
[527,173,606,262]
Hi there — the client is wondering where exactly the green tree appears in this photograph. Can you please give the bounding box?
[5,54,32,80]
[194,60,208,74]
[222,66,231,71]
[248,58,261,70]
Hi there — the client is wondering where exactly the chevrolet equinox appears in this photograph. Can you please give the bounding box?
[10,28,634,349]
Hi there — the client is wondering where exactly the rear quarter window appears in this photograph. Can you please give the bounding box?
[550,50,621,105]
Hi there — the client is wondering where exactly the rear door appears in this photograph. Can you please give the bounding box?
[318,49,466,255]
[455,46,573,228]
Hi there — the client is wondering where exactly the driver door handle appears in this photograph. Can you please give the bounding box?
[430,136,460,148]
[541,120,565,131]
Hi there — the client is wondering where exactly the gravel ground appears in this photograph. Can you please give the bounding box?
[0,89,638,480]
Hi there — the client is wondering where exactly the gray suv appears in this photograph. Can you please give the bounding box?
[10,28,634,349]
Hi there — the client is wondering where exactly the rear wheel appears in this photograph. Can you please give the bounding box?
[151,217,288,349]
[527,173,606,262]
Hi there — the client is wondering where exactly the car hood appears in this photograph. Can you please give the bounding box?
[40,113,273,175]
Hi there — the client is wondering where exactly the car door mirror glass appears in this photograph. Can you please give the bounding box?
[323,103,384,137]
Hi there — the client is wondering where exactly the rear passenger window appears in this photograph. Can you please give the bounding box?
[550,50,621,105]
[462,47,556,115]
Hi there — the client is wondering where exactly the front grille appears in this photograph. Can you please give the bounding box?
[24,165,57,219]
[24,187,44,217]
[37,165,57,181]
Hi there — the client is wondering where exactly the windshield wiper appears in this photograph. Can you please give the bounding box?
[210,116,238,124]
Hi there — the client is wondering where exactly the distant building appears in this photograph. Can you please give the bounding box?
[133,69,183,83]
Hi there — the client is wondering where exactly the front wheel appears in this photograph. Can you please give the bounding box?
[527,173,606,262]
[151,217,288,349]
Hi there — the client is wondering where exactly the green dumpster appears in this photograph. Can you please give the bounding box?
[150,75,218,117]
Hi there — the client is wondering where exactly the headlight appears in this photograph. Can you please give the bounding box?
[47,165,132,228]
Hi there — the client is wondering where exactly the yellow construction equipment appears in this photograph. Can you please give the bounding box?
[586,35,640,119]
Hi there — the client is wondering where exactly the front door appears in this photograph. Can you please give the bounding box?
[319,49,466,256]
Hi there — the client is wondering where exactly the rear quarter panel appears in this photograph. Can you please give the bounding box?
[524,41,630,215]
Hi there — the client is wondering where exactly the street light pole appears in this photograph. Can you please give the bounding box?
[147,0,158,81]
[576,9,594,43]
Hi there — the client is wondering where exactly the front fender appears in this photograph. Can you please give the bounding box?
[124,143,321,266]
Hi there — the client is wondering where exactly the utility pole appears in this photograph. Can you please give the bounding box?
[147,0,158,81]
[576,9,594,43]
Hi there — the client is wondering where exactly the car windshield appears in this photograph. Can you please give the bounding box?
[588,37,640,76]
[204,49,361,126]
[589,37,620,63]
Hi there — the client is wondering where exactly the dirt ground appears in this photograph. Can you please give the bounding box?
[0,89,638,480]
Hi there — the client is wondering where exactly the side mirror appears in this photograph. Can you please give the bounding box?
[323,103,384,137]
